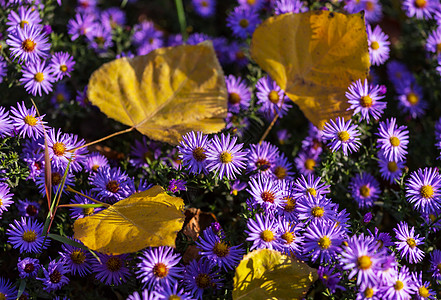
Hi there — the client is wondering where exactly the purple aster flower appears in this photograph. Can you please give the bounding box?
[59,238,92,277]
[332,206,351,233]
[318,266,345,294]
[10,101,46,139]
[168,179,186,193]
[50,83,71,108]
[35,165,75,195]
[6,25,50,63]
[192,0,216,18]
[394,221,425,264]
[378,152,405,184]
[87,24,113,53]
[205,133,248,180]
[274,0,306,15]
[246,141,279,176]
[178,131,209,175]
[183,259,223,299]
[44,128,74,169]
[256,75,291,120]
[49,52,75,81]
[20,60,55,96]
[277,129,291,145]
[396,83,427,119]
[226,6,260,39]
[6,6,42,32]
[406,167,441,214]
[196,227,244,271]
[225,75,251,113]
[302,219,344,264]
[245,213,280,251]
[294,151,320,176]
[346,79,386,122]
[39,259,69,292]
[238,0,264,10]
[0,277,17,300]
[367,24,390,66]
[42,24,52,35]
[132,21,164,55]
[426,27,441,56]
[69,190,103,219]
[154,282,194,300]
[292,174,330,200]
[67,12,96,41]
[247,174,284,212]
[90,167,130,203]
[0,57,7,83]
[363,212,373,223]
[377,254,398,284]
[322,117,361,156]
[129,137,161,168]
[126,178,154,195]
[276,180,298,221]
[380,265,416,300]
[16,199,40,218]
[349,172,381,209]
[127,289,156,300]
[66,133,88,173]
[101,7,126,30]
[346,0,383,23]
[377,118,409,162]
[296,194,336,222]
[412,271,435,300]
[276,218,303,256]
[302,123,324,154]
[227,41,249,67]
[230,180,247,196]
[92,253,131,286]
[136,246,181,289]
[357,284,379,300]
[76,0,98,13]
[402,0,438,19]
[75,85,89,107]
[17,257,40,278]
[7,217,49,253]
[430,249,441,281]
[82,152,109,174]
[340,234,384,286]
[0,183,13,215]
[271,153,294,180]
[386,60,413,90]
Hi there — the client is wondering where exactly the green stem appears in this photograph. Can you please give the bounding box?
[175,0,187,41]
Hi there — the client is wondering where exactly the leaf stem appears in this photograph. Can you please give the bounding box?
[66,186,110,207]
[70,126,135,152]
[175,0,187,41]
[259,114,279,144]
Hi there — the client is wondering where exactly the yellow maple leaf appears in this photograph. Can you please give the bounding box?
[73,186,185,255]
[251,11,370,128]
[233,249,318,300]
[87,41,228,144]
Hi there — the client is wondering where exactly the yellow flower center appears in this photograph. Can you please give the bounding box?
[239,19,249,28]
[429,214,437,222]
[304,158,316,170]
[366,1,374,11]
[60,65,68,72]
[283,197,296,212]
[387,161,398,172]
[201,0,208,7]
[437,43,441,53]
[22,230,37,242]
[307,188,317,197]
[357,255,373,270]
[34,72,44,82]
[360,95,373,108]
[337,131,350,142]
[228,92,241,104]
[192,147,206,162]
[420,185,434,198]
[106,180,120,193]
[213,241,230,257]
[256,158,271,171]
[247,0,256,4]
[70,250,86,264]
[268,90,280,104]
[281,231,294,244]
[169,296,181,300]
[24,115,37,126]
[22,38,36,52]
[50,270,62,283]
[20,20,29,28]
[370,41,380,50]
[359,185,371,197]
[394,280,404,291]
[419,286,430,298]
[364,287,374,298]
[311,206,324,217]
[318,236,331,249]
[56,93,65,103]
[261,191,275,203]
[406,238,416,248]
[389,136,400,147]
[196,273,211,289]
[260,230,275,242]
[219,151,232,163]
[106,256,122,272]
[53,142,66,156]
[438,262,441,272]
[407,92,419,105]
[415,0,427,8]
[153,262,169,278]
[274,166,287,179]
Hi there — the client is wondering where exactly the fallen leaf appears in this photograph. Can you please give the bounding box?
[88,41,228,144]
[74,186,185,254]
[233,249,318,300]
[182,208,217,241]
[251,11,370,128]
